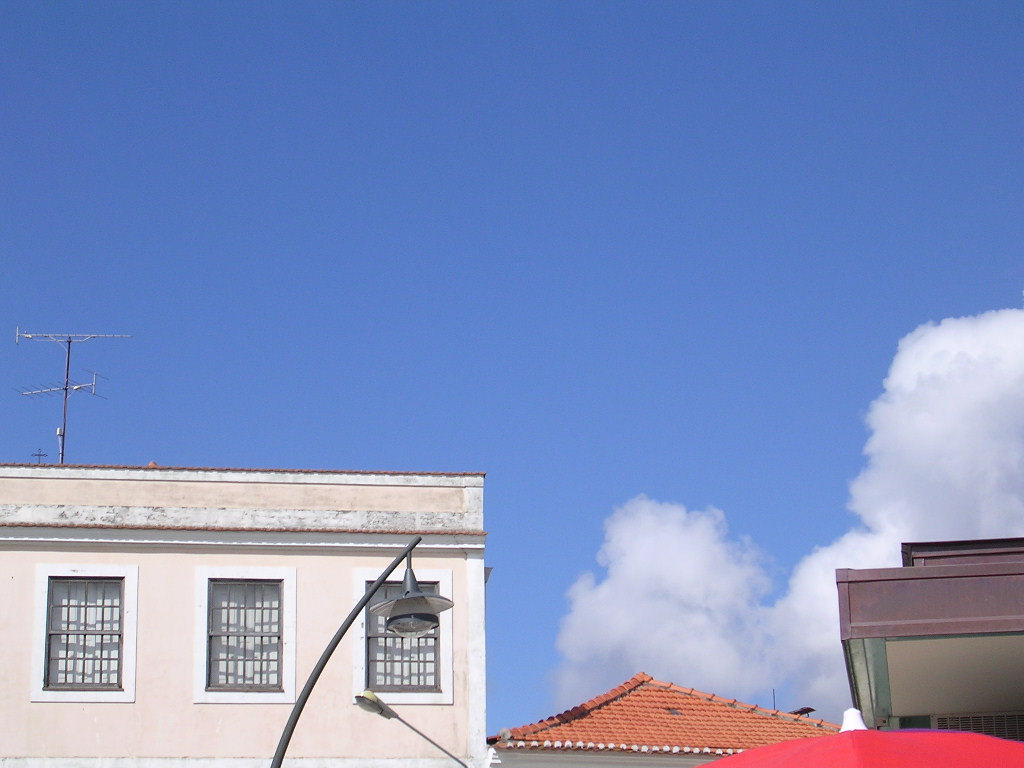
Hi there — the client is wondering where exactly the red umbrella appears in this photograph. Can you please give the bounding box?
[713,710,1024,767]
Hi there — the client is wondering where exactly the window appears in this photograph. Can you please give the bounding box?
[365,581,440,692]
[207,579,282,691]
[45,577,123,690]
[194,566,295,703]
[352,567,453,705]
[32,564,138,703]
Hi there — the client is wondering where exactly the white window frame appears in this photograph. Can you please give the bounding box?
[351,567,453,705]
[194,566,296,704]
[32,563,139,703]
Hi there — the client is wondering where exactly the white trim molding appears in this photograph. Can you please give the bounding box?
[0,525,485,552]
[351,568,454,705]
[193,566,296,704]
[31,563,139,703]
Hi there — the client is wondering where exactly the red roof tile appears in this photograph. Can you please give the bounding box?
[492,673,838,756]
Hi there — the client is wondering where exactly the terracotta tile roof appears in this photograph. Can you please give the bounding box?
[492,673,838,757]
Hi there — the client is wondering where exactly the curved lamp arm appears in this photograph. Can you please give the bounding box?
[269,535,424,768]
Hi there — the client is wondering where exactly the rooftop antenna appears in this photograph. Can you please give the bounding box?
[16,327,131,465]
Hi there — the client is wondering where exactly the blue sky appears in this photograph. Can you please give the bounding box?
[2,1,1023,730]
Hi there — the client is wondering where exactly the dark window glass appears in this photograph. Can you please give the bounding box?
[46,577,123,690]
[207,579,283,691]
[365,581,440,692]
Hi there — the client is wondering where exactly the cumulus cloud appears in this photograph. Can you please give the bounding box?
[555,499,773,705]
[554,308,1024,721]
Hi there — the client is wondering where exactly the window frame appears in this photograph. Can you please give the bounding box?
[45,576,124,691]
[364,580,442,694]
[351,567,453,705]
[194,566,296,704]
[206,578,285,693]
[31,564,138,703]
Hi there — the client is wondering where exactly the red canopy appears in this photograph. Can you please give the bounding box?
[713,728,1024,767]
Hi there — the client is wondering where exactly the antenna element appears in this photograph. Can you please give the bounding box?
[16,328,131,464]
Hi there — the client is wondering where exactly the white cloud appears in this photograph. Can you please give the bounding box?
[555,498,772,706]
[554,308,1024,721]
[851,310,1024,539]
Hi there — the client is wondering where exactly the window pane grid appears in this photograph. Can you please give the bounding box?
[45,577,123,690]
[365,581,440,692]
[207,579,283,691]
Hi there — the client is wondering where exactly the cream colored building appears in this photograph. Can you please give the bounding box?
[0,464,487,768]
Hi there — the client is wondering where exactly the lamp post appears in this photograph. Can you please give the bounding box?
[269,535,454,768]
[355,689,469,768]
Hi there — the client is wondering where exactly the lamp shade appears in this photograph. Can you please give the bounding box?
[369,567,453,638]
[354,690,398,719]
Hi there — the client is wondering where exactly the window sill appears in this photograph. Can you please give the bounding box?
[32,688,134,703]
[195,689,295,704]
[364,689,452,705]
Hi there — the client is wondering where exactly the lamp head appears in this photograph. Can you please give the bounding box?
[354,689,398,720]
[369,566,454,638]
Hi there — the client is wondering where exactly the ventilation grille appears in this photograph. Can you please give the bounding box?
[933,712,1024,741]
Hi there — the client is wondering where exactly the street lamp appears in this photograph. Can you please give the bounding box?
[355,690,469,768]
[269,535,453,768]
[369,551,454,636]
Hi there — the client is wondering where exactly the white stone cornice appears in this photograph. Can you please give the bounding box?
[0,524,485,550]
[0,503,481,533]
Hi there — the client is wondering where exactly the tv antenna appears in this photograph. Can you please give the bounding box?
[16,327,131,465]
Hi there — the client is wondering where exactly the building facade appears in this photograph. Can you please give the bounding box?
[0,464,487,768]
[837,537,1024,739]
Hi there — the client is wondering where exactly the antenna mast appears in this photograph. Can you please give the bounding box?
[16,327,131,465]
